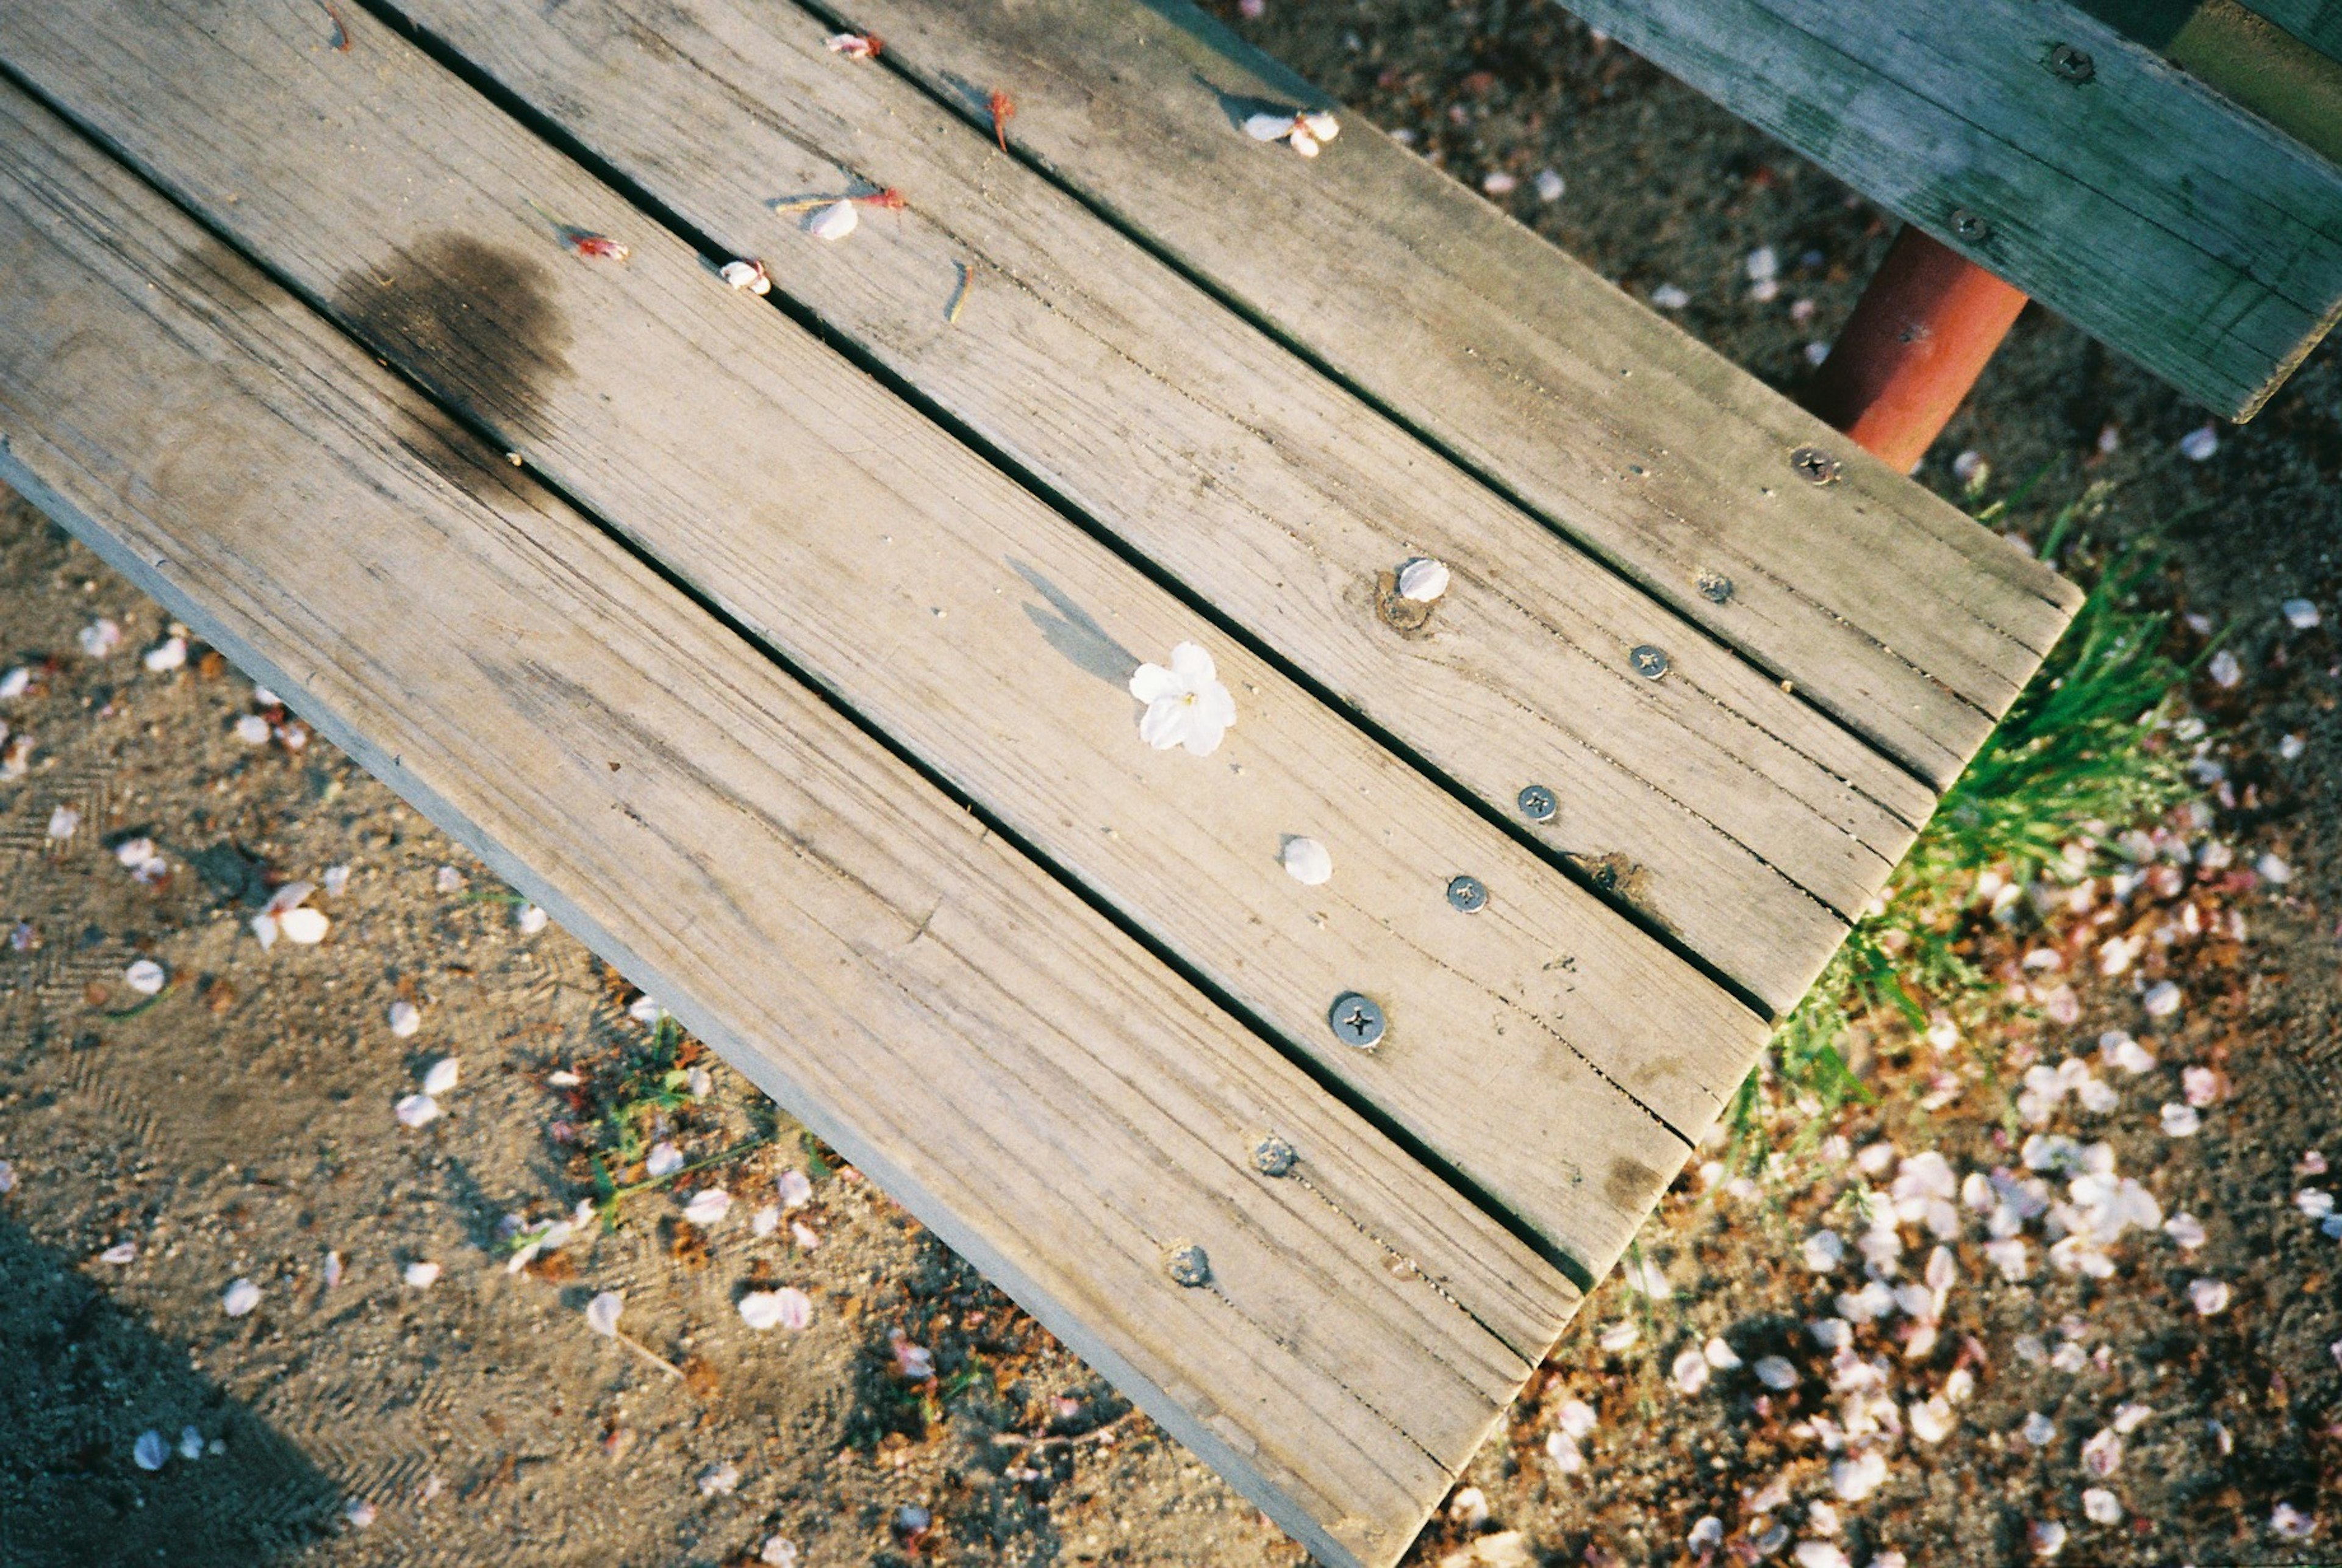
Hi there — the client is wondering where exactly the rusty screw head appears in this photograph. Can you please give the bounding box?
[1166,1242,1211,1287]
[2048,42,2095,83]
[1517,784,1557,823]
[1789,445,1841,485]
[1950,208,1993,243]
[1697,570,1735,605]
[1252,1136,1298,1178]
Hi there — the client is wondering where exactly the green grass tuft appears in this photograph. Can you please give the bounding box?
[1728,511,2202,1165]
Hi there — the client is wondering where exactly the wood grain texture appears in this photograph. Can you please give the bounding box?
[385,0,1939,1021]
[818,0,2083,788]
[0,0,1760,1270]
[0,79,1581,1568]
[1501,0,2342,419]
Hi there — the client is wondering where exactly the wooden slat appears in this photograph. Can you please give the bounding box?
[817,0,2083,788]
[1500,0,2342,419]
[0,0,1759,1271]
[0,78,1579,1568]
[383,0,1939,1022]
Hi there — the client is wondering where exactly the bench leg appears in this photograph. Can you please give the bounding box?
[1802,226,2029,472]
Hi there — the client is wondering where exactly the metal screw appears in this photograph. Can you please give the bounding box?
[1789,445,1840,485]
[2048,42,2095,83]
[1252,1136,1298,1178]
[1950,208,1992,243]
[1517,784,1557,823]
[1166,1242,1211,1287]
[1446,874,1488,913]
[1697,570,1734,604]
[1630,644,1671,680]
[1328,991,1386,1048]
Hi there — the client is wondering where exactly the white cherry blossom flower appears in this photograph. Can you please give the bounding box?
[1753,1356,1798,1391]
[395,1094,440,1129]
[2272,1503,2318,1540]
[1544,1429,1583,1472]
[99,1240,137,1265]
[2083,1489,2122,1525]
[1555,1398,1597,1439]
[1280,836,1333,886]
[1395,557,1450,603]
[421,1056,459,1096]
[2189,1278,2231,1315]
[1130,642,1235,756]
[722,259,773,295]
[646,1141,684,1178]
[221,1278,261,1317]
[682,1188,732,1227]
[739,1286,813,1331]
[1829,1450,1886,1502]
[1671,1348,1709,1394]
[586,1291,625,1337]
[1703,1336,1742,1369]
[1596,1320,1639,1353]
[806,200,859,241]
[403,1261,441,1289]
[134,1430,168,1470]
[1244,109,1341,157]
[389,1001,421,1039]
[124,959,166,996]
[2030,1519,2068,1558]
[2161,1103,2202,1137]
[777,1168,814,1209]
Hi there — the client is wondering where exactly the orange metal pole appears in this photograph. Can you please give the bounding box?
[1803,226,2030,471]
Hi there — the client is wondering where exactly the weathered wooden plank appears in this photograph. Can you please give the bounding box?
[0,79,1579,1567]
[821,0,2083,788]
[0,0,1759,1270]
[386,0,1938,1023]
[1494,0,2342,418]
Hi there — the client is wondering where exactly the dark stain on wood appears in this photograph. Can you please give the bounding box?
[1605,1155,1660,1211]
[332,233,569,445]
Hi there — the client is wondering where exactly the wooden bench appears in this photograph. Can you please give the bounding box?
[0,1,2075,1561]
[1554,0,2342,457]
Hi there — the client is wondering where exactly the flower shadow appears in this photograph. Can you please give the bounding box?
[1009,561,1139,689]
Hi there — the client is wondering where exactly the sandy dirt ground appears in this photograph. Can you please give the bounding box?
[2,2,2338,1565]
